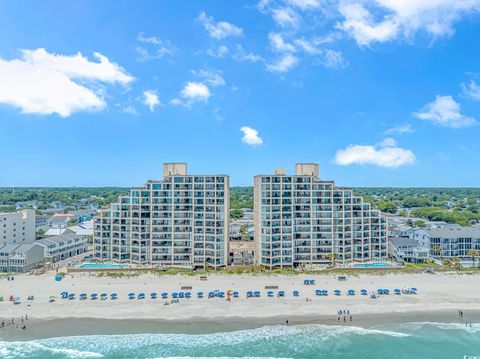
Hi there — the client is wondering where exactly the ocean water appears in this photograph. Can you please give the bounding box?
[1,322,479,359]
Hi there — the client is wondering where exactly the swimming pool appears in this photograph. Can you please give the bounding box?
[353,263,393,268]
[460,261,479,268]
[79,263,130,269]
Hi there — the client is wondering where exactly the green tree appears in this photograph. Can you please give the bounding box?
[230,209,243,220]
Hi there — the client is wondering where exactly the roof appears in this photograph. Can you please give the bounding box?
[48,216,71,223]
[389,237,418,247]
[420,226,480,239]
[0,244,20,253]
[44,228,71,236]
[37,233,83,246]
[12,243,42,253]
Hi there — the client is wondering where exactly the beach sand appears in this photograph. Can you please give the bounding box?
[1,272,479,340]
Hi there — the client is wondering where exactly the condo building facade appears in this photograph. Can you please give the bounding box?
[254,164,388,268]
[94,163,229,268]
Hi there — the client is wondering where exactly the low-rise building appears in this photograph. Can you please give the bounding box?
[388,237,429,263]
[0,243,44,272]
[413,226,480,258]
[36,233,88,263]
[47,214,73,229]
[228,241,255,266]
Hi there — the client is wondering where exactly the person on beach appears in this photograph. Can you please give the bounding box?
[350,315,352,321]
[285,319,289,326]
[343,316,346,322]
[337,316,340,322]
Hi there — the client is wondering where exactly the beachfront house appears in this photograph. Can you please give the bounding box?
[413,226,480,258]
[388,237,430,263]
[0,243,45,272]
[36,232,88,263]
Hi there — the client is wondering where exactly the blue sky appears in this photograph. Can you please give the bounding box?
[1,0,480,187]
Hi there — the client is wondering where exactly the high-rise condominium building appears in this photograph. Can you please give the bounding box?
[254,164,387,268]
[94,163,229,268]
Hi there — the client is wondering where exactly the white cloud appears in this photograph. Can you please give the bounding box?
[143,90,161,111]
[462,80,480,101]
[337,0,480,46]
[287,0,321,10]
[171,82,211,107]
[272,7,300,27]
[240,126,263,146]
[334,138,416,168]
[232,44,264,63]
[414,95,477,128]
[197,11,243,39]
[318,49,349,69]
[136,33,175,61]
[267,53,299,73]
[385,123,414,134]
[191,69,226,87]
[206,45,230,58]
[269,32,296,52]
[294,38,321,54]
[122,105,139,116]
[0,48,133,117]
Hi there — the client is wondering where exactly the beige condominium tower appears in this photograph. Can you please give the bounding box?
[94,163,229,268]
[254,163,387,269]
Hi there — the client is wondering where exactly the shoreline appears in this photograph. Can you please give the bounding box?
[2,271,480,341]
[1,310,479,341]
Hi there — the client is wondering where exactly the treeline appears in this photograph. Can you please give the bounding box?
[0,187,129,208]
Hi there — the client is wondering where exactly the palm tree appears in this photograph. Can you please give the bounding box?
[433,244,441,258]
[468,249,478,268]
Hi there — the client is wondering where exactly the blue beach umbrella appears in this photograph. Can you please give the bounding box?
[394,289,401,294]
[90,293,98,299]
[254,291,261,297]
[151,292,157,299]
[247,291,253,297]
[68,293,75,299]
[322,290,328,296]
[60,291,68,298]
[128,293,135,299]
[178,292,184,298]
[233,291,239,297]
[384,289,390,294]
[360,289,367,295]
[267,291,274,297]
[138,293,145,299]
[377,289,384,294]
[110,293,118,299]
[185,292,192,298]
[334,290,341,295]
[293,290,300,296]
[162,292,168,299]
[278,290,285,297]
[315,289,322,296]
[304,280,309,285]
[218,292,225,298]
[197,291,204,298]
[172,292,178,298]
[80,293,87,299]
[208,292,215,298]
[348,290,355,295]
